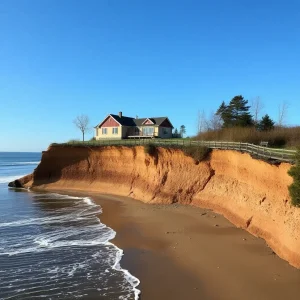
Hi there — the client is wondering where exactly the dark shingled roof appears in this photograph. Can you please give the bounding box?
[96,114,173,128]
[110,114,137,126]
[110,115,172,127]
[134,117,169,126]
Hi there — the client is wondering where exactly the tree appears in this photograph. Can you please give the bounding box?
[173,128,179,138]
[228,95,253,127]
[216,96,253,128]
[208,112,222,131]
[73,114,90,141]
[257,114,275,131]
[216,101,231,127]
[278,101,288,127]
[180,125,186,138]
[197,110,207,134]
[251,96,264,124]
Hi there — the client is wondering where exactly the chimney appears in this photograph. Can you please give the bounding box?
[119,111,122,118]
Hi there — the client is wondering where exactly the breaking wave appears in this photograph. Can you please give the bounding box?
[0,192,140,299]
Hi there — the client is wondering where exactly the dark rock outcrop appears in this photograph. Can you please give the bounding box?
[8,180,23,188]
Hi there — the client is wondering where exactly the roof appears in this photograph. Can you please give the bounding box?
[134,117,170,126]
[96,114,173,128]
[110,114,137,126]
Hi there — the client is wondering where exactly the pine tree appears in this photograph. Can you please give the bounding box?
[257,114,275,131]
[228,95,253,127]
[216,96,253,127]
[216,101,232,127]
[174,128,179,137]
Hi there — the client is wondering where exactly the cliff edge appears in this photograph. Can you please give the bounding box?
[16,145,300,268]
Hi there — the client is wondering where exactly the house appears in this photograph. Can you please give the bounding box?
[95,112,174,140]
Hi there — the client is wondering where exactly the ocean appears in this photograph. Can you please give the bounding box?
[0,152,140,299]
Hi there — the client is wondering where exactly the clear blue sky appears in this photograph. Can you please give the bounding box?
[1,0,299,151]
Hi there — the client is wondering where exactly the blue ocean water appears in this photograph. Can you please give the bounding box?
[0,152,140,299]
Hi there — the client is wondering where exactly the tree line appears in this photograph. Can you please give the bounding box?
[197,95,288,134]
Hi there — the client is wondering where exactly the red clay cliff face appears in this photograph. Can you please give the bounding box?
[21,145,300,268]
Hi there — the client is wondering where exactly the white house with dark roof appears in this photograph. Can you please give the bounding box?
[94,112,174,140]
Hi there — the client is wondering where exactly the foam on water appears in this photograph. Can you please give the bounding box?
[109,242,141,300]
[0,174,27,184]
[0,192,141,299]
[0,161,40,166]
[83,197,95,206]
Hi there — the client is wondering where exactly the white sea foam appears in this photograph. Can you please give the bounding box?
[0,161,40,166]
[83,197,94,206]
[108,242,141,300]
[0,191,141,299]
[32,193,84,200]
[0,175,27,184]
[0,215,72,228]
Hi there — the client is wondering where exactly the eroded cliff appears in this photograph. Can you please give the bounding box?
[19,145,300,268]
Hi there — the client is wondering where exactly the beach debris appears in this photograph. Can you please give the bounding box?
[201,212,207,216]
[213,215,216,218]
[243,238,247,241]
[214,224,219,227]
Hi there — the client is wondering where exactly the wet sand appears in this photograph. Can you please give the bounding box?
[47,190,300,300]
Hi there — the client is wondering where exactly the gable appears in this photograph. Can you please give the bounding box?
[159,118,173,128]
[142,118,154,125]
[100,116,120,127]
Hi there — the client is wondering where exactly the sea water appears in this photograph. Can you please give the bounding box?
[0,152,140,299]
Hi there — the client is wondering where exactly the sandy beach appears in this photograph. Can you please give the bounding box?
[55,190,300,300]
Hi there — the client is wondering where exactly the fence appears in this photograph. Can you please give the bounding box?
[55,139,296,163]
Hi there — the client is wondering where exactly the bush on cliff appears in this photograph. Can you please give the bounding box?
[144,144,157,156]
[144,144,210,163]
[288,149,300,207]
[182,145,211,162]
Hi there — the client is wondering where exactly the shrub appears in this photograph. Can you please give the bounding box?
[183,145,211,162]
[288,149,300,207]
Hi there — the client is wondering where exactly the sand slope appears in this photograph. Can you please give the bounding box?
[20,145,300,268]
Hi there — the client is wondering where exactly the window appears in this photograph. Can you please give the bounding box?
[163,128,168,134]
[112,128,118,134]
[142,127,154,136]
[102,128,107,135]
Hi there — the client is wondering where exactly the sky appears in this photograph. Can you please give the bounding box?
[0,0,299,152]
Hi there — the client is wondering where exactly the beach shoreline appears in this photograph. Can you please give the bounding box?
[44,189,300,300]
